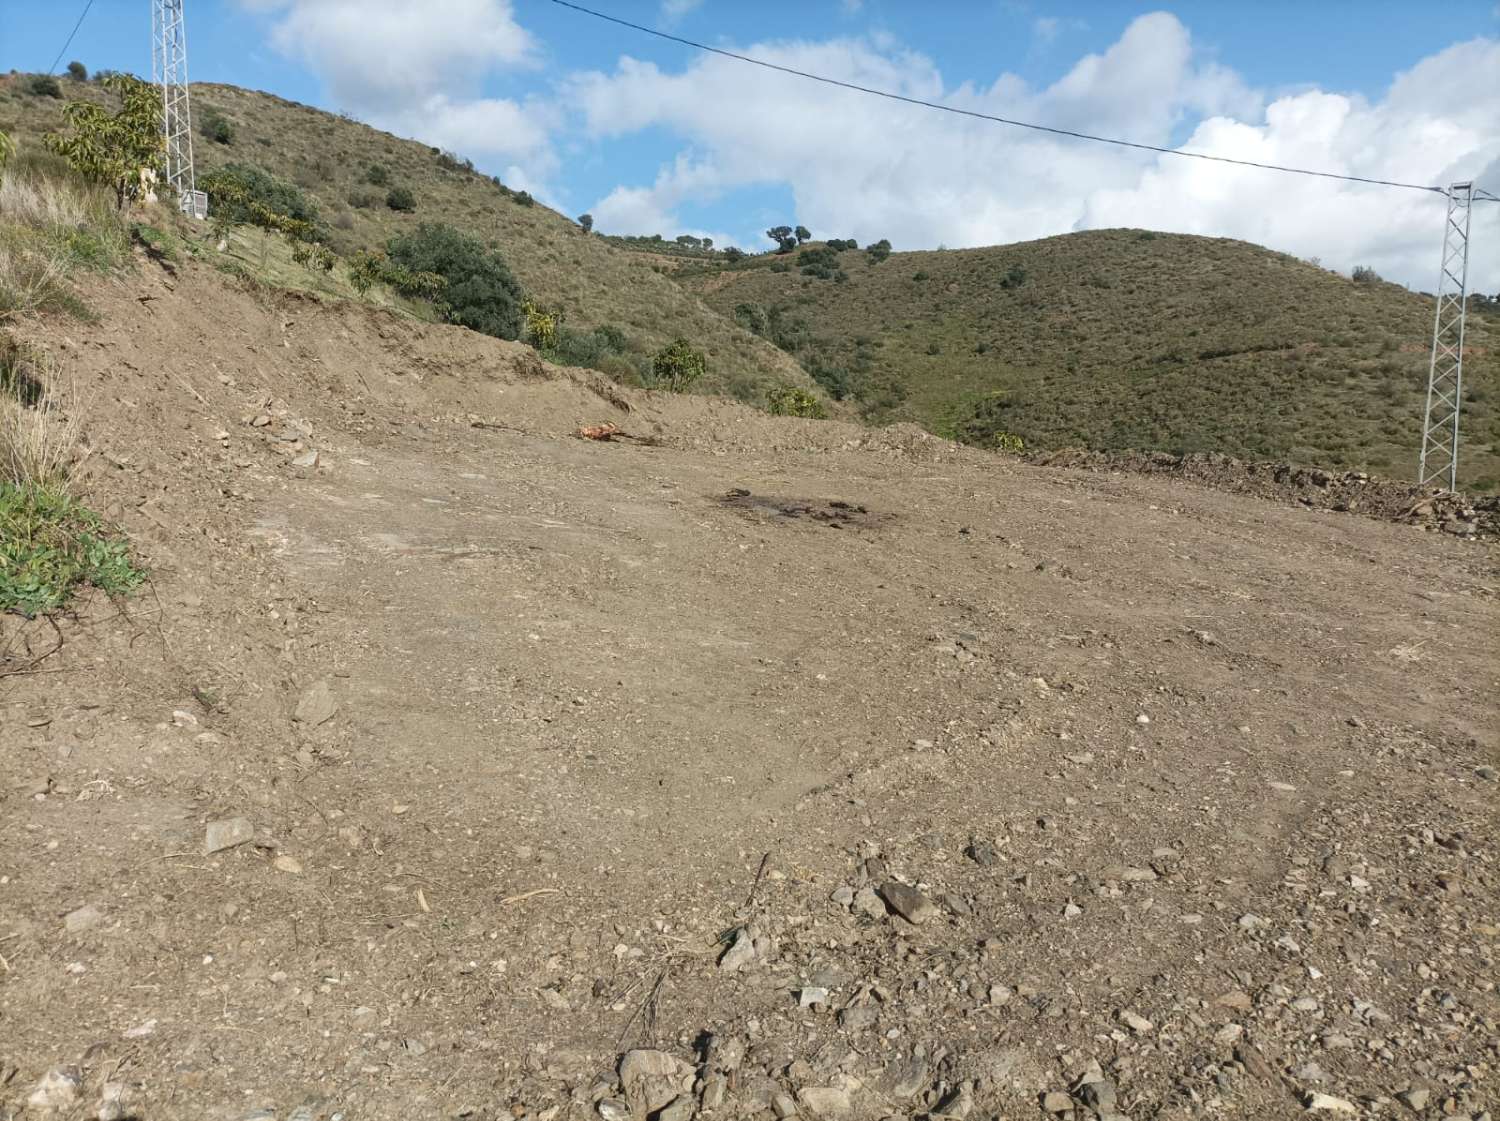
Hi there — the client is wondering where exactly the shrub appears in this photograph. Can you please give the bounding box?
[723,247,745,263]
[651,338,707,391]
[913,271,929,281]
[1,343,81,488]
[766,384,826,419]
[388,223,524,339]
[521,299,562,350]
[0,130,12,174]
[386,185,416,212]
[45,74,163,209]
[999,264,1027,289]
[953,392,1025,454]
[549,324,631,371]
[825,238,858,251]
[200,163,320,228]
[365,163,390,186]
[331,210,355,230]
[797,246,839,278]
[66,61,88,82]
[1352,265,1382,284]
[514,190,534,207]
[198,107,235,145]
[27,75,64,99]
[866,238,892,263]
[347,189,378,210]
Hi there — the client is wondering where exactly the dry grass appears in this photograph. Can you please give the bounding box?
[1,341,83,488]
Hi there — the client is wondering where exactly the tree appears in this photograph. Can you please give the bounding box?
[866,238,892,263]
[652,338,707,391]
[66,61,88,82]
[794,224,810,245]
[388,223,525,340]
[723,247,745,263]
[1352,265,1382,284]
[365,163,390,186]
[199,163,321,228]
[701,237,713,251]
[766,225,796,253]
[45,73,163,209]
[676,234,701,250]
[577,212,593,234]
[386,185,416,211]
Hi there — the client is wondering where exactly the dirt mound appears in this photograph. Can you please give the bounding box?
[1031,447,1499,537]
[2,255,1497,1121]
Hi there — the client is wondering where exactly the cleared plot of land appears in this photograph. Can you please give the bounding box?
[1,264,1496,1120]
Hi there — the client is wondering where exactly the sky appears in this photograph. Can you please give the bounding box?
[3,0,1499,289]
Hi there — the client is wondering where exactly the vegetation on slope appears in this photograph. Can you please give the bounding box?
[679,231,1500,489]
[0,74,819,405]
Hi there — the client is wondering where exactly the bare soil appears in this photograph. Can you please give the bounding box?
[2,256,1497,1121]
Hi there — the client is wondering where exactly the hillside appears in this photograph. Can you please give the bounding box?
[679,231,1500,489]
[0,74,819,403]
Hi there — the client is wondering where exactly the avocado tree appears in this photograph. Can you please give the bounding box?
[651,338,707,392]
[45,73,164,209]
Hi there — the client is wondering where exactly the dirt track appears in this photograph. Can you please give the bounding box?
[2,261,1497,1121]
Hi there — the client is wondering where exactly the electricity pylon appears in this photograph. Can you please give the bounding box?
[151,0,206,217]
[1418,182,1474,491]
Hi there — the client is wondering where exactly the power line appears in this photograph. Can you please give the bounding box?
[548,0,1475,198]
[45,0,96,77]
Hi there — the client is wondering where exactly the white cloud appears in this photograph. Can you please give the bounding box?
[253,0,553,174]
[565,18,1500,287]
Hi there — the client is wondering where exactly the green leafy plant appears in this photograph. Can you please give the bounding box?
[387,223,522,338]
[0,130,13,175]
[651,338,707,392]
[365,163,390,186]
[386,185,416,212]
[0,482,144,615]
[27,75,64,99]
[66,61,88,82]
[766,384,826,419]
[44,73,164,209]
[198,107,235,145]
[866,238,892,263]
[521,299,563,351]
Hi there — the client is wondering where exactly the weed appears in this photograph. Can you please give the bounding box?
[0,482,143,615]
[0,344,82,486]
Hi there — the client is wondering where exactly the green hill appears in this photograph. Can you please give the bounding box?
[677,231,1500,489]
[0,74,817,403]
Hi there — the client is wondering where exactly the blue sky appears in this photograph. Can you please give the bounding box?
[3,1,1499,285]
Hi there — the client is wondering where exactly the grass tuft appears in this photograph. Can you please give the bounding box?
[0,482,143,616]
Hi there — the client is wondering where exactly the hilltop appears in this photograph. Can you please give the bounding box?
[678,230,1500,489]
[0,74,818,403]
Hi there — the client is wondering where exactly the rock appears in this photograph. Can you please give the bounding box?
[64,904,104,933]
[1235,1042,1278,1082]
[1215,990,1253,1012]
[1079,1080,1117,1113]
[1397,1088,1430,1111]
[28,1068,82,1111]
[1062,902,1083,919]
[1476,766,1498,782]
[701,1073,727,1109]
[838,1004,876,1031]
[881,1055,929,1100]
[718,925,760,972]
[799,986,830,1008]
[620,1049,692,1116]
[933,1084,973,1118]
[98,1080,131,1121]
[1041,1090,1075,1113]
[967,840,997,866]
[171,709,199,728]
[830,885,854,907]
[1119,1010,1154,1034]
[291,449,320,468]
[772,1091,799,1118]
[851,886,886,919]
[1135,714,1151,725]
[1304,1092,1357,1113]
[596,1101,629,1121]
[877,880,937,924]
[204,816,255,854]
[273,854,303,874]
[657,1096,695,1121]
[294,679,338,726]
[797,1086,852,1117]
[251,414,272,427]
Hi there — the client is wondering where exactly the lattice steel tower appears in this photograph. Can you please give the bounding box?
[1418,182,1475,491]
[152,0,205,216]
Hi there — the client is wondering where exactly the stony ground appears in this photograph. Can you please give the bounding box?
[1,259,1497,1121]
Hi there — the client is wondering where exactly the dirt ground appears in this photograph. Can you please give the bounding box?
[2,257,1497,1121]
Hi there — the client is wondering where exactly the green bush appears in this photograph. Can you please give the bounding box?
[767,384,826,418]
[198,107,234,145]
[388,223,524,340]
[347,189,378,209]
[66,61,88,82]
[0,483,144,616]
[27,75,63,99]
[952,392,1025,454]
[866,238,892,263]
[651,338,707,391]
[999,264,1027,289]
[201,163,321,229]
[386,185,416,212]
[365,163,390,186]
